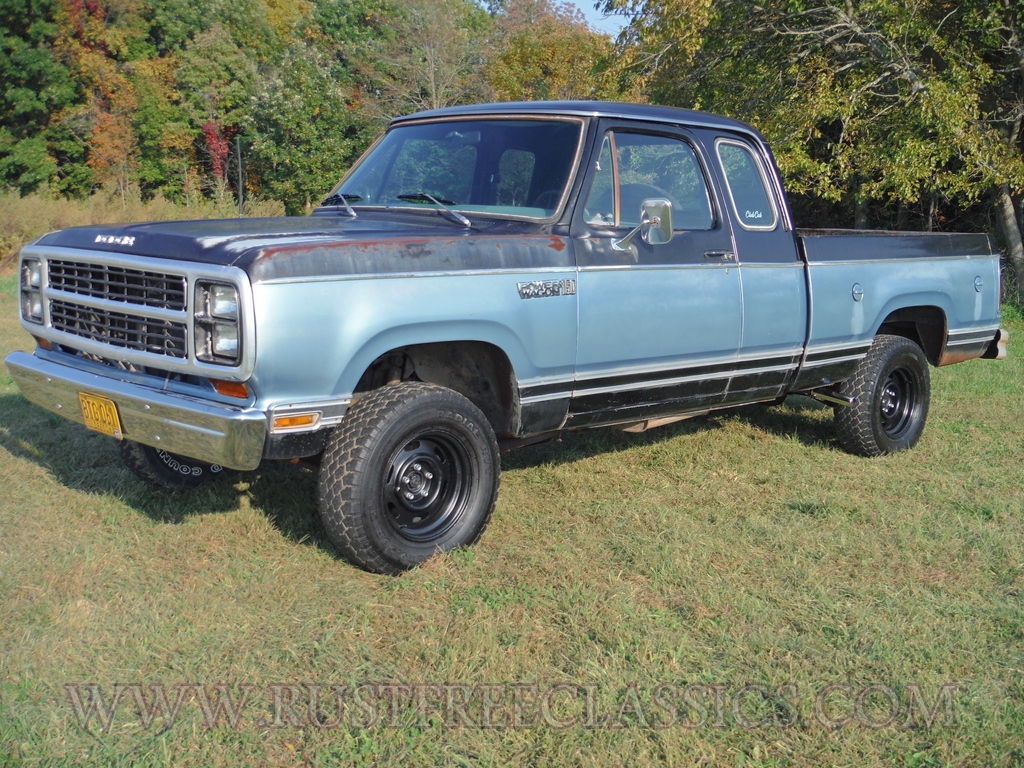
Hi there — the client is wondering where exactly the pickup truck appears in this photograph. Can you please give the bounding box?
[5,101,1007,574]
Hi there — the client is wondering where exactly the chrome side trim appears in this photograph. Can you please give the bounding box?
[520,391,573,405]
[5,351,266,470]
[255,266,577,286]
[573,362,798,397]
[948,324,1001,333]
[946,338,998,347]
[944,324,1002,348]
[805,340,874,354]
[577,263,737,273]
[518,374,576,389]
[573,348,805,383]
[806,255,997,266]
[800,353,867,368]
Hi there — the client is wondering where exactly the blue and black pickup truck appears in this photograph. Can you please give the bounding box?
[5,101,1007,573]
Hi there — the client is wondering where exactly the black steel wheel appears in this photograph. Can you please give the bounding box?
[834,334,931,457]
[381,432,472,542]
[119,440,236,490]
[318,383,500,574]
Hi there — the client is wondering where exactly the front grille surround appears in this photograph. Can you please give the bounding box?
[19,245,255,381]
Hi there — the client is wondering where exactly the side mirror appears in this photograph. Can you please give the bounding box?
[612,198,674,252]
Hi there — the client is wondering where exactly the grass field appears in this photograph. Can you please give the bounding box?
[1,269,1022,767]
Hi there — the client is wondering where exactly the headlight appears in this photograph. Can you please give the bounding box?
[210,284,238,319]
[211,323,238,357]
[194,281,241,364]
[20,258,43,324]
[22,259,41,289]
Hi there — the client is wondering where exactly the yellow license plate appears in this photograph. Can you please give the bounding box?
[78,392,123,440]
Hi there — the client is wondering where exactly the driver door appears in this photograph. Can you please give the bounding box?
[568,122,742,427]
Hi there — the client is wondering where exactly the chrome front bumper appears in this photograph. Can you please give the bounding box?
[4,351,267,470]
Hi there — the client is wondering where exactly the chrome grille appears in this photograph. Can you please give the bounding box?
[50,300,188,358]
[48,259,187,311]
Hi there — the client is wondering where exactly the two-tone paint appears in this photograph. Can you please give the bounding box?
[4,101,1006,470]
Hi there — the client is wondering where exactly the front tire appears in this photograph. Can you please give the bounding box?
[318,383,500,575]
[834,334,931,457]
[119,440,236,490]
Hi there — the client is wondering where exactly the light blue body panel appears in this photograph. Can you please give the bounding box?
[805,255,1001,350]
[737,263,808,360]
[249,271,578,411]
[576,264,741,377]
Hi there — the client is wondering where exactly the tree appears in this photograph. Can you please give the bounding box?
[358,0,492,120]
[176,24,256,194]
[486,0,623,101]
[0,0,80,192]
[606,0,1024,287]
[246,41,374,213]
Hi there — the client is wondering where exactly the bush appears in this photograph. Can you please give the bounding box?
[0,185,285,266]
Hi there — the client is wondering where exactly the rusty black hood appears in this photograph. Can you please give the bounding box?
[35,214,464,266]
[32,212,575,282]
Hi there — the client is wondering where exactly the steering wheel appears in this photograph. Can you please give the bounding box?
[532,189,562,210]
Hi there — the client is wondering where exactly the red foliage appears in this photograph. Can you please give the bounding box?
[201,122,230,180]
[66,0,87,40]
[64,0,108,51]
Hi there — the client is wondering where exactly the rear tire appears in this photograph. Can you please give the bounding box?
[119,440,236,490]
[834,334,931,457]
[318,383,500,575]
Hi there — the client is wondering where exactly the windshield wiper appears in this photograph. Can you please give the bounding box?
[320,193,360,218]
[396,193,472,228]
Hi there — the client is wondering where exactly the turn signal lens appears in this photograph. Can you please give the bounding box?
[272,413,319,431]
[211,379,250,398]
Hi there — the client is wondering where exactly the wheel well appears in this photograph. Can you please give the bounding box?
[876,306,946,365]
[354,342,518,438]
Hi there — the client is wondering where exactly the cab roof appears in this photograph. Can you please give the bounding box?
[389,100,763,140]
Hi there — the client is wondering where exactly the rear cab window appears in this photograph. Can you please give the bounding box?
[716,140,778,231]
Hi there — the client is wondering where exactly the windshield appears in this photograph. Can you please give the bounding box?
[328,118,584,220]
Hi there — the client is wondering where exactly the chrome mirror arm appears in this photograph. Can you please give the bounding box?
[611,213,655,252]
[611,198,674,251]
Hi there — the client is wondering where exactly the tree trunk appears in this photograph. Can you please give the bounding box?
[855,196,869,229]
[896,203,911,231]
[926,194,938,232]
[994,182,1024,292]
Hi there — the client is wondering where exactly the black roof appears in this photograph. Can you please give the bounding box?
[389,100,763,139]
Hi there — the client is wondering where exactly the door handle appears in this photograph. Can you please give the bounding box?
[704,250,734,261]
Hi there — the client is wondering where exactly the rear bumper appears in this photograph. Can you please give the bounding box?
[4,351,267,470]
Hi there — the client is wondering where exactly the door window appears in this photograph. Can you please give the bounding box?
[583,132,714,230]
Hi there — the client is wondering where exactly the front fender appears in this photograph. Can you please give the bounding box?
[248,272,577,410]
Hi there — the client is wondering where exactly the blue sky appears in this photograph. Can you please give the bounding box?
[567,1,627,36]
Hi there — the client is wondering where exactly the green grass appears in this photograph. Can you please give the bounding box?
[1,270,1022,766]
